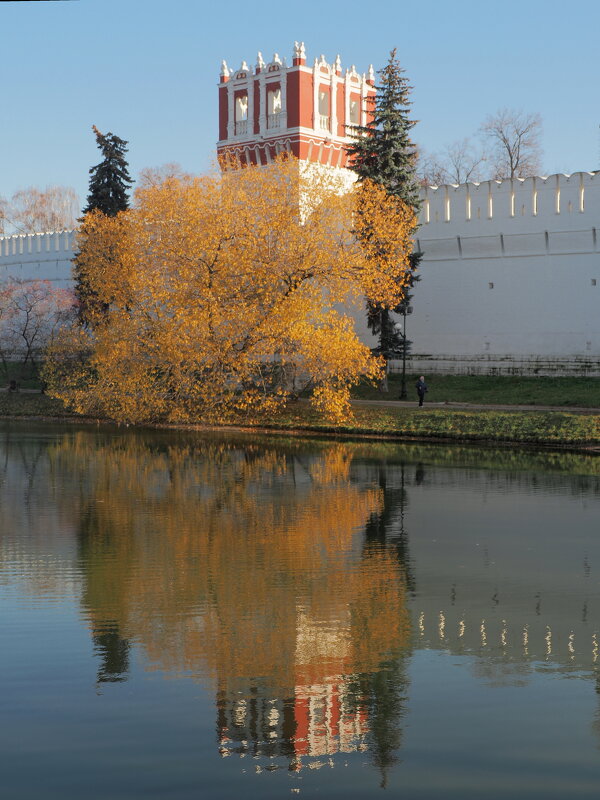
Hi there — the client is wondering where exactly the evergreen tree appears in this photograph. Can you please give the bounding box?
[346,50,422,387]
[76,126,132,325]
[346,49,420,205]
[366,267,420,360]
[83,125,132,216]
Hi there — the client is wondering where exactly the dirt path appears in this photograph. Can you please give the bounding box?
[3,387,599,415]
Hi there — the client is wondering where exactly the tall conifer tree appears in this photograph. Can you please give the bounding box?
[346,50,422,379]
[75,126,132,325]
[346,55,421,774]
[83,126,132,216]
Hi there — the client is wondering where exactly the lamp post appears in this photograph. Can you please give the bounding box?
[396,305,412,400]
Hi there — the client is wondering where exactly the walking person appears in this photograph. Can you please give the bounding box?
[415,375,428,407]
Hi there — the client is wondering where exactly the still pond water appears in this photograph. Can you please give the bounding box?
[2,422,600,799]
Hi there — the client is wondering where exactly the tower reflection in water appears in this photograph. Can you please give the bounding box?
[4,427,600,782]
[50,434,413,776]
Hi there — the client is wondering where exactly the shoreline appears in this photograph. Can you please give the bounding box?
[2,407,599,456]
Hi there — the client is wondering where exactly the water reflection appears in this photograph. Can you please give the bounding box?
[46,432,413,776]
[1,425,600,790]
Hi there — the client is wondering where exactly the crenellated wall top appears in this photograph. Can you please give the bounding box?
[219,42,374,86]
[419,171,600,235]
[0,229,75,260]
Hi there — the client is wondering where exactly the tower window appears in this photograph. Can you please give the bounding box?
[349,98,360,125]
[267,87,282,115]
[235,95,248,135]
[318,90,330,130]
[267,88,282,130]
[235,95,248,121]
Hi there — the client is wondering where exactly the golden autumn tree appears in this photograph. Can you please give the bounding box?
[45,156,416,423]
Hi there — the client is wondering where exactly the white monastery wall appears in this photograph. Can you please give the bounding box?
[404,172,600,375]
[0,172,598,376]
[0,230,75,287]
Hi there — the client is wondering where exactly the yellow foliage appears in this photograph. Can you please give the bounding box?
[353,179,418,306]
[46,435,412,687]
[47,156,416,424]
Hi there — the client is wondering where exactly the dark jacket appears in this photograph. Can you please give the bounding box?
[416,379,428,396]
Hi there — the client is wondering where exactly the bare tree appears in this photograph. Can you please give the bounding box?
[0,196,6,234]
[416,149,448,186]
[137,163,189,189]
[418,139,488,185]
[440,138,488,184]
[0,185,79,234]
[0,279,77,381]
[480,108,543,179]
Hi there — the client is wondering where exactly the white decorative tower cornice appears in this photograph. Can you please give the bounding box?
[293,41,306,61]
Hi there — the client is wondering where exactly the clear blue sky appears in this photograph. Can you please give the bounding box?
[1,0,598,207]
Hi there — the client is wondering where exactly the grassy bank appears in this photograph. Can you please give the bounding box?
[0,391,71,417]
[7,371,599,408]
[265,404,600,447]
[1,362,43,391]
[3,391,598,449]
[352,374,600,407]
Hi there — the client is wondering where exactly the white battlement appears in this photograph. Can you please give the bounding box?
[419,171,599,235]
[0,169,597,375]
[220,43,373,84]
[409,171,600,373]
[0,230,75,258]
[0,230,75,285]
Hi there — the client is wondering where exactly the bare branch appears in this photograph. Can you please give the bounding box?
[1,186,79,234]
[480,108,543,179]
[417,139,488,185]
[137,163,190,189]
[0,278,77,371]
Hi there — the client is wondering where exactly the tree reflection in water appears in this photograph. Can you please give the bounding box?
[50,433,413,775]
[5,428,598,783]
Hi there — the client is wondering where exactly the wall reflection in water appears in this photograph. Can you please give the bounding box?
[1,425,599,784]
[1,430,413,778]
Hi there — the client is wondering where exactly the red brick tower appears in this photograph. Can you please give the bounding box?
[217,42,375,170]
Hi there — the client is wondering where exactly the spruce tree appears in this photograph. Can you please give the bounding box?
[346,50,422,391]
[75,126,132,325]
[346,49,420,205]
[83,125,132,216]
